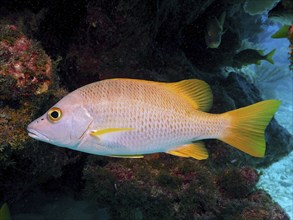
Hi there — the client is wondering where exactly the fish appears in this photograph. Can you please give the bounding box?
[232,48,276,68]
[271,25,290,38]
[27,78,281,160]
[205,11,226,49]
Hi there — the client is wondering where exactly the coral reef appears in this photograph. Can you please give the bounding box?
[0,0,292,219]
[218,166,259,198]
[0,24,52,99]
[83,156,218,219]
[83,156,290,219]
[0,23,74,205]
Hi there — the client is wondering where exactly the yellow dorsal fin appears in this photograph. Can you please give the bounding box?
[165,79,213,112]
[109,154,144,158]
[167,142,208,160]
[91,128,134,138]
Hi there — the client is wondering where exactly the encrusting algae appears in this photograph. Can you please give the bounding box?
[0,24,52,99]
[28,78,281,159]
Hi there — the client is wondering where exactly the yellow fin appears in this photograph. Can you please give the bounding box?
[167,142,209,160]
[265,48,276,64]
[0,203,11,220]
[91,128,134,137]
[220,100,281,157]
[165,79,213,112]
[109,154,144,158]
[271,25,290,39]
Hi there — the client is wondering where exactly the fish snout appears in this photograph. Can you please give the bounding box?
[27,117,50,142]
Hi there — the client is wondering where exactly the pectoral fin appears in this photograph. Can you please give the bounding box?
[167,142,208,160]
[91,128,134,138]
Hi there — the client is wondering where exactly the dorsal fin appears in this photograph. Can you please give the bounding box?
[165,79,213,112]
[167,142,208,160]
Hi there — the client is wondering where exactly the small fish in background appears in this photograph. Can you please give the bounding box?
[27,78,281,160]
[205,11,226,49]
[0,203,11,220]
[271,25,291,38]
[232,48,276,67]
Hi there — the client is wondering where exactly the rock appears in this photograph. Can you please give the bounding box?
[0,25,53,100]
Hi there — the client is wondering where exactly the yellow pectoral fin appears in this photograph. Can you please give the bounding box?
[109,154,144,158]
[167,142,209,160]
[90,128,134,138]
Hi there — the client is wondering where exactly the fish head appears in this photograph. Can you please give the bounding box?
[27,92,93,149]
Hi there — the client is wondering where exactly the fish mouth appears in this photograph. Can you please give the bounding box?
[27,127,50,142]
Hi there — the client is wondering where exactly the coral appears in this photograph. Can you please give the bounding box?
[83,156,220,219]
[232,201,290,220]
[239,205,272,219]
[217,166,259,198]
[0,24,52,99]
[83,155,290,219]
[0,21,72,204]
[0,104,32,153]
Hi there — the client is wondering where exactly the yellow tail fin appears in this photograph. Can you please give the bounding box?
[220,100,281,157]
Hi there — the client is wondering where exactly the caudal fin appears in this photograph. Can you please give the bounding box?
[220,100,281,157]
[265,49,276,64]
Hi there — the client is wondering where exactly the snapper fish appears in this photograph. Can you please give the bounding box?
[232,48,276,68]
[27,78,280,160]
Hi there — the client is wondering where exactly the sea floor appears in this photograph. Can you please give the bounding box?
[257,151,293,219]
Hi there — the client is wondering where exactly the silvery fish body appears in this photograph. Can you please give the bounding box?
[27,78,280,160]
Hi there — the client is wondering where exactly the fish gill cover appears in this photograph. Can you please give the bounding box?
[0,0,292,219]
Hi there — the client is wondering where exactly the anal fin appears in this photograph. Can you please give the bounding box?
[167,142,208,160]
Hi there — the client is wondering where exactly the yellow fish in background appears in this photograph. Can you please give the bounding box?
[27,78,281,160]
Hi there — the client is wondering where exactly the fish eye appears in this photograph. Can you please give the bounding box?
[48,107,62,122]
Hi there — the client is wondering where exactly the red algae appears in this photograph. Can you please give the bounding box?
[0,24,53,99]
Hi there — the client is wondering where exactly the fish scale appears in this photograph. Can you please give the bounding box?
[74,79,222,153]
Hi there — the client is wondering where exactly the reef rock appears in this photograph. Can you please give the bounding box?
[0,24,53,100]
